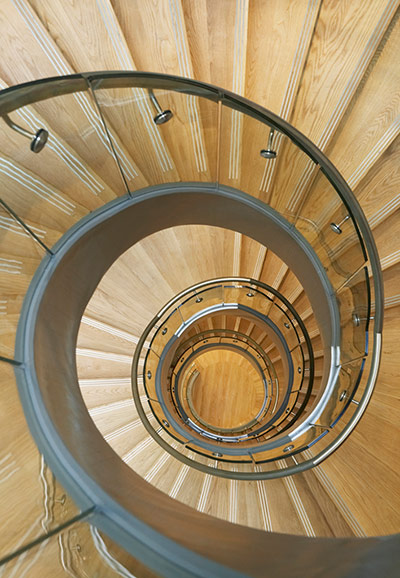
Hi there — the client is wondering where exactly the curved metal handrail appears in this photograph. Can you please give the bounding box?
[174,337,304,441]
[2,72,385,577]
[131,272,367,471]
[0,71,384,329]
[173,334,273,436]
[0,71,380,473]
[174,328,278,430]
[136,278,314,461]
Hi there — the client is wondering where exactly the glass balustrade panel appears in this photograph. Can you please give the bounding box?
[217,105,313,215]
[0,361,80,561]
[0,519,152,577]
[91,85,219,189]
[146,307,185,358]
[293,170,367,290]
[313,357,364,428]
[223,286,302,354]
[263,300,289,326]
[291,348,306,390]
[142,347,158,391]
[0,91,126,250]
[337,266,370,365]
[157,422,194,449]
[141,388,189,446]
[190,335,222,351]
[177,285,224,324]
[266,306,304,347]
[0,204,47,358]
[305,401,358,457]
[235,287,274,317]
[352,346,373,402]
[252,428,319,463]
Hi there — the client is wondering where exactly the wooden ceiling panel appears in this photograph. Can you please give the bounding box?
[372,208,400,271]
[182,0,247,91]
[29,0,130,73]
[0,0,68,84]
[245,0,320,114]
[113,0,190,76]
[269,0,397,217]
[191,349,264,429]
[355,135,400,227]
[382,262,400,309]
[291,0,397,142]
[327,14,400,188]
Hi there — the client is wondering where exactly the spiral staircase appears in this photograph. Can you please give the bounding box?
[0,1,399,576]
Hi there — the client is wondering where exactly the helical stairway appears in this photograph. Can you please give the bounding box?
[0,2,399,577]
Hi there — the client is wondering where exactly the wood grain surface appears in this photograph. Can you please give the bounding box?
[0,3,399,574]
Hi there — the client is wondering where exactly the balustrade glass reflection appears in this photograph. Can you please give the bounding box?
[0,361,80,562]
